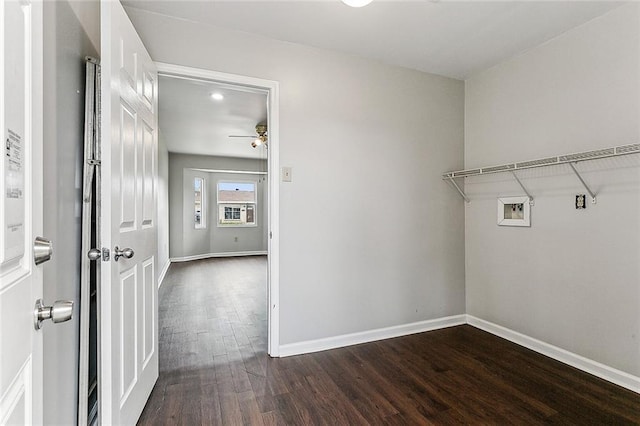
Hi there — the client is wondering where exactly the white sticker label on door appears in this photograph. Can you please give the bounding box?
[5,128,24,199]
[3,128,25,264]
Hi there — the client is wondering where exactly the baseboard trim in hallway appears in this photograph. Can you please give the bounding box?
[157,259,171,288]
[279,313,640,394]
[279,314,467,357]
[139,257,640,424]
[466,315,640,394]
[171,251,267,263]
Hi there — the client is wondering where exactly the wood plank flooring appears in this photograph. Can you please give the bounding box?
[138,256,640,425]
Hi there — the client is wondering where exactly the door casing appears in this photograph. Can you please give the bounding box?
[156,62,280,357]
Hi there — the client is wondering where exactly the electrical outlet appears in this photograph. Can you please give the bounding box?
[575,194,586,209]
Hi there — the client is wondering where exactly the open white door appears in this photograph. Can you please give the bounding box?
[0,0,44,424]
[99,1,159,424]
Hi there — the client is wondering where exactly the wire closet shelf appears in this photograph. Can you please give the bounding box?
[442,143,640,204]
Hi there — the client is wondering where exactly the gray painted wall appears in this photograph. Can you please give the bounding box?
[465,4,640,376]
[127,7,466,345]
[38,5,639,423]
[179,168,267,257]
[43,1,99,424]
[169,153,268,258]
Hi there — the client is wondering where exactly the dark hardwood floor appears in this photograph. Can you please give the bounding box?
[138,256,640,425]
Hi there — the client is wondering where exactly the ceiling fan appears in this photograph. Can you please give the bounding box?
[228,123,268,148]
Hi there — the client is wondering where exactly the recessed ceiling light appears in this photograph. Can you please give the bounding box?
[341,0,372,7]
[211,93,224,101]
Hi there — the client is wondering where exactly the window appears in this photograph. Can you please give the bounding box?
[217,181,257,226]
[224,206,241,220]
[194,177,206,228]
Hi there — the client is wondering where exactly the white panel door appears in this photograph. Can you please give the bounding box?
[100,1,158,424]
[0,0,43,425]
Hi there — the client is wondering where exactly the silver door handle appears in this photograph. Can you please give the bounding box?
[87,248,101,261]
[113,246,134,261]
[34,299,73,330]
[87,247,110,261]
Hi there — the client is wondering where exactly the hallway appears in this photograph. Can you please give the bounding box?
[138,256,268,424]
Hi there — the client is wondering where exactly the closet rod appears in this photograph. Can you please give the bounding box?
[442,143,640,180]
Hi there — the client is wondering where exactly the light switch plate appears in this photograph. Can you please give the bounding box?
[281,167,292,182]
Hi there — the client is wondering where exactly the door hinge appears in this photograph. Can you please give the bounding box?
[269,231,273,239]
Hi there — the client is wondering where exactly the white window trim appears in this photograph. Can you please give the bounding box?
[194,177,206,229]
[216,180,258,227]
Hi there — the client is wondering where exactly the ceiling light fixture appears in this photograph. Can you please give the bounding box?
[210,92,224,101]
[341,0,372,7]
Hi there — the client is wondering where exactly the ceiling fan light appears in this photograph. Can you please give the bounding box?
[341,0,372,7]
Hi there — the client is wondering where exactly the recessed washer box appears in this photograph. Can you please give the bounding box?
[497,196,531,227]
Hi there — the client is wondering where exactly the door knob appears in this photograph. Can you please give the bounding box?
[87,248,110,261]
[113,246,134,261]
[33,236,53,265]
[34,299,73,330]
[87,248,101,261]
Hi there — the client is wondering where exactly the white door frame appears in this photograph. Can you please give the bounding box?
[155,62,280,357]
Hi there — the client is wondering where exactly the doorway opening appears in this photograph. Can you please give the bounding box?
[156,64,280,357]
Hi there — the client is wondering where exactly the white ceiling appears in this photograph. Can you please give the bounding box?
[150,1,622,158]
[124,0,623,80]
[158,75,268,158]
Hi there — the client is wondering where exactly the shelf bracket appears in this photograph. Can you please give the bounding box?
[447,176,470,203]
[569,162,596,204]
[510,171,534,206]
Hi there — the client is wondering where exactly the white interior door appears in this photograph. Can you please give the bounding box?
[100,1,159,424]
[0,0,43,424]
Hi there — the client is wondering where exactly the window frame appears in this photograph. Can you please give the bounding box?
[216,180,258,227]
[194,177,206,229]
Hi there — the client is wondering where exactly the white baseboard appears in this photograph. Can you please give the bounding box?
[171,251,267,263]
[279,314,467,357]
[157,259,171,289]
[466,315,640,394]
